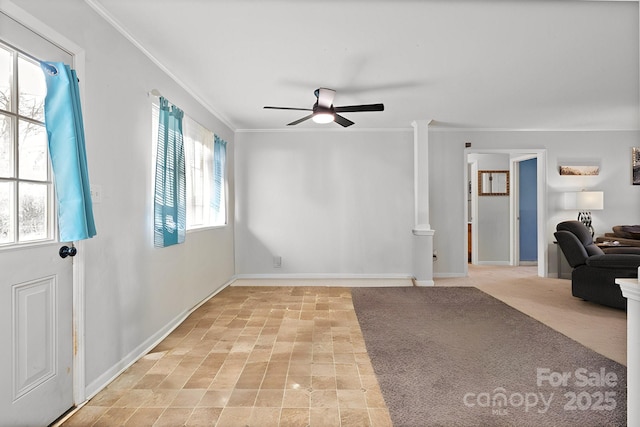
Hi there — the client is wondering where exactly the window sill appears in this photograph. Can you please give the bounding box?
[186,224,228,234]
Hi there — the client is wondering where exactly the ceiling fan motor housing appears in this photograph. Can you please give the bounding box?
[313,102,334,115]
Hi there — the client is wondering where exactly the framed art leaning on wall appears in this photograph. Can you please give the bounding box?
[633,147,640,185]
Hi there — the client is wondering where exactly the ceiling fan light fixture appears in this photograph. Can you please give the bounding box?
[264,87,383,127]
[312,112,334,124]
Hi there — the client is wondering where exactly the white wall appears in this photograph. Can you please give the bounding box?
[235,130,414,277]
[236,129,640,280]
[8,0,235,396]
[430,130,640,277]
[469,153,511,264]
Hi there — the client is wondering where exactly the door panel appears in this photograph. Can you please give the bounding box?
[0,244,73,426]
[14,276,56,400]
[518,158,538,262]
[12,276,58,398]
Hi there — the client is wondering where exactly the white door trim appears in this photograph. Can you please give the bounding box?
[0,0,88,405]
[469,160,478,267]
[465,148,547,278]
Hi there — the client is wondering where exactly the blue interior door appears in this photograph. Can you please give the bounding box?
[519,158,538,261]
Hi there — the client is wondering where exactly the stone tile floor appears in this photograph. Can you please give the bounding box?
[61,286,393,426]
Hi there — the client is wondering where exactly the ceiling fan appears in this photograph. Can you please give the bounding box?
[264,88,384,127]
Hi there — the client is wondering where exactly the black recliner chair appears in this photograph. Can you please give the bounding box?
[555,221,640,310]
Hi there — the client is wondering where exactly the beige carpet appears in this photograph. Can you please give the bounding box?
[352,286,627,427]
[435,265,627,366]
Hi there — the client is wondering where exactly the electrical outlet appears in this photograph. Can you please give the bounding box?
[90,185,102,204]
[273,256,282,268]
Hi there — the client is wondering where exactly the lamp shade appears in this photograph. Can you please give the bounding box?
[564,191,604,210]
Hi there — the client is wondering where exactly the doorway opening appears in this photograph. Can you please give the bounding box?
[465,149,547,278]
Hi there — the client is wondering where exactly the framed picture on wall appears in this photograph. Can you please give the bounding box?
[633,147,640,185]
[478,170,509,196]
[558,165,600,176]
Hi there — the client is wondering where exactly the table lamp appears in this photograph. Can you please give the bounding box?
[564,191,604,237]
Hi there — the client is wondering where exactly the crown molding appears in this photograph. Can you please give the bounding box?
[236,126,640,134]
[84,0,236,131]
[235,127,414,133]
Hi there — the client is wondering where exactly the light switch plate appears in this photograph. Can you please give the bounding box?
[91,185,102,203]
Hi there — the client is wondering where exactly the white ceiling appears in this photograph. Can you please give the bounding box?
[89,0,639,131]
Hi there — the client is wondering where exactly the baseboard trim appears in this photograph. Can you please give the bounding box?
[232,274,414,287]
[412,279,435,286]
[433,273,467,278]
[83,277,235,400]
[518,261,538,266]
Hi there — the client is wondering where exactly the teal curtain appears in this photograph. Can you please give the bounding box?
[40,61,96,242]
[154,97,186,247]
[213,135,227,221]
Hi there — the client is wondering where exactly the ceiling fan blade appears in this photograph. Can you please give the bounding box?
[316,88,336,109]
[334,114,354,127]
[264,106,313,111]
[287,114,314,126]
[334,103,384,113]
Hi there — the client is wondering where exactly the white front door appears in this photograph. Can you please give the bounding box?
[0,11,75,426]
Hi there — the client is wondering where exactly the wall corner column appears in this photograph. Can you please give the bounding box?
[616,278,640,427]
[628,19,640,427]
[412,119,435,286]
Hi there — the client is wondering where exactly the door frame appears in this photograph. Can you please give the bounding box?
[468,159,479,265]
[1,0,87,405]
[465,148,547,277]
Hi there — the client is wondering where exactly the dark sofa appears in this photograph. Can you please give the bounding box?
[555,221,640,310]
[595,225,640,248]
